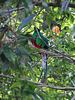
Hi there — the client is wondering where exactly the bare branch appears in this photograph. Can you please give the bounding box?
[59,94,67,98]
[0,74,11,79]
[38,84,75,91]
[32,0,75,8]
[4,7,24,13]
[27,80,75,91]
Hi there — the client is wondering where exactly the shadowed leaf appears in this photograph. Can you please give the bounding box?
[18,14,35,31]
[61,0,70,12]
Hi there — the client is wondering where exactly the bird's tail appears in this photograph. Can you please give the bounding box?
[38,53,47,82]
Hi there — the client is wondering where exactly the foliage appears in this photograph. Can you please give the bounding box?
[0,0,75,100]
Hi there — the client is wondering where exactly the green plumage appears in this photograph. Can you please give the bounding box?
[33,28,48,49]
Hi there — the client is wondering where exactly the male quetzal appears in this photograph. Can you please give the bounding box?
[32,27,49,81]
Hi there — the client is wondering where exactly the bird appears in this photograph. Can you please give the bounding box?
[32,27,49,82]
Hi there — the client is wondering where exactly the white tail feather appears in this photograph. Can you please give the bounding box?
[42,54,47,70]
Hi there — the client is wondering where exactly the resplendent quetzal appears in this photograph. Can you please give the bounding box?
[32,27,49,82]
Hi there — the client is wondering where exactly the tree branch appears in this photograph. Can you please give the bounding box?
[32,0,75,8]
[0,73,75,91]
[27,80,75,91]
[0,74,11,78]
[28,41,75,64]
[2,1,75,14]
[4,7,24,13]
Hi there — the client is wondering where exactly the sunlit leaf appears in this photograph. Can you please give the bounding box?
[11,82,21,88]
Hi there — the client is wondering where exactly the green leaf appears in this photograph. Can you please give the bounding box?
[18,34,29,46]
[3,48,15,64]
[42,2,48,9]
[69,15,74,23]
[61,22,68,29]
[1,61,7,72]
[17,46,32,61]
[18,14,35,31]
[18,46,29,56]
[11,82,21,88]
[22,0,33,12]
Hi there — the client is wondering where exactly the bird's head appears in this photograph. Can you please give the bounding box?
[34,27,40,32]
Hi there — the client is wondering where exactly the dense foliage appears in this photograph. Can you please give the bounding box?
[0,0,75,99]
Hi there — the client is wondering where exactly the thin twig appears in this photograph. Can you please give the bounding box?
[4,7,25,13]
